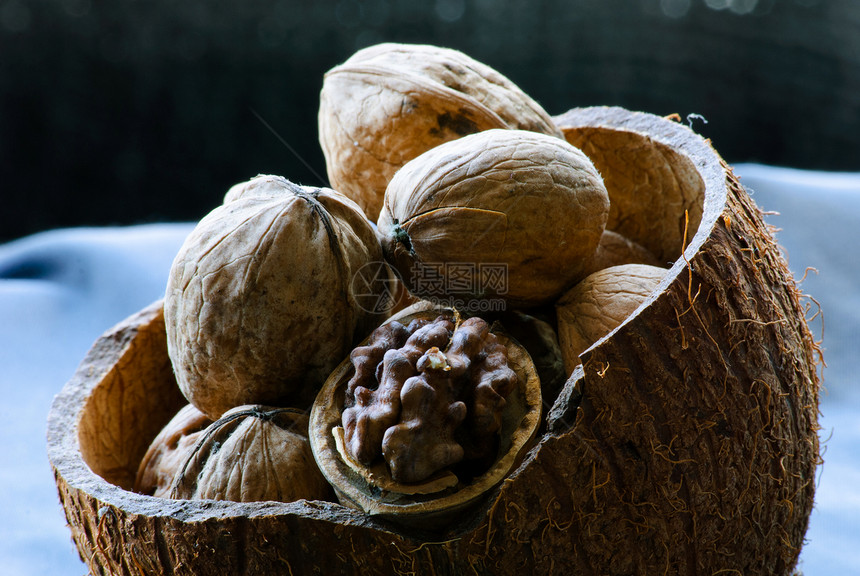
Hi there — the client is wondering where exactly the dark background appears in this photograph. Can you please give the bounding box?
[2,0,858,242]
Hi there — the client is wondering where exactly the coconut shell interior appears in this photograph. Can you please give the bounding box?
[47,106,820,576]
[556,112,706,265]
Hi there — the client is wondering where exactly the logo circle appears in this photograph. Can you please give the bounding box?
[349,261,403,315]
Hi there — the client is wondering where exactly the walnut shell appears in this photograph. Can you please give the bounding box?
[309,304,542,528]
[165,175,387,419]
[377,129,610,308]
[133,404,212,498]
[556,263,668,374]
[318,42,562,219]
[581,229,664,277]
[169,405,332,503]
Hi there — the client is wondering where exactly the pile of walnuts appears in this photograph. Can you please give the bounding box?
[135,42,669,506]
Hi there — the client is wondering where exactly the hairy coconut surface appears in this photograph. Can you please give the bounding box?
[48,107,819,576]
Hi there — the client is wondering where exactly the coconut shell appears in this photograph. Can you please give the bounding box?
[377,129,610,308]
[318,42,562,220]
[164,175,387,419]
[48,107,820,575]
[555,110,706,263]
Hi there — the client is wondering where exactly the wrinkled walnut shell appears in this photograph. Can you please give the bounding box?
[377,129,610,307]
[170,405,333,504]
[319,42,562,219]
[134,404,212,498]
[581,229,664,277]
[165,175,387,419]
[309,304,541,528]
[556,263,668,374]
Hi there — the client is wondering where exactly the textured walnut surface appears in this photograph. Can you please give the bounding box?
[581,229,664,277]
[556,263,667,374]
[318,42,562,219]
[164,175,386,419]
[133,403,212,498]
[377,129,610,307]
[169,405,333,503]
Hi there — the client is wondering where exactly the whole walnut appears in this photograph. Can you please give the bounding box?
[377,129,610,308]
[318,42,562,220]
[134,404,212,498]
[555,263,667,374]
[165,175,388,420]
[169,405,332,503]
